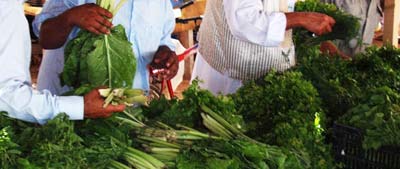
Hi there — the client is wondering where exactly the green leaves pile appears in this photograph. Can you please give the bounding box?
[296,44,400,151]
[142,81,306,168]
[232,71,335,169]
[0,112,128,168]
[339,87,400,150]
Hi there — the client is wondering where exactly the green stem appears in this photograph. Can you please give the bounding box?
[126,147,165,168]
[109,160,130,169]
[104,34,112,87]
[201,104,243,136]
[124,152,156,169]
[138,136,181,149]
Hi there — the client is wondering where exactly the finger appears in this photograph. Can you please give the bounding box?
[163,70,178,80]
[163,66,178,80]
[97,25,110,34]
[95,16,113,29]
[154,53,169,64]
[96,6,113,18]
[91,21,109,34]
[318,23,328,34]
[315,30,323,36]
[96,113,110,118]
[328,16,336,25]
[87,27,102,35]
[325,24,332,33]
[165,55,178,67]
[106,104,126,112]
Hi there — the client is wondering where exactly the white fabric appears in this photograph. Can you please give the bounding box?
[170,39,186,90]
[192,0,293,95]
[222,0,287,47]
[192,53,243,95]
[0,0,83,124]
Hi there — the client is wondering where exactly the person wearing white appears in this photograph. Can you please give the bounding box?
[0,0,124,124]
[191,0,335,95]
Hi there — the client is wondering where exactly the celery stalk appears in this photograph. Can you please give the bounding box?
[109,160,131,169]
[126,147,165,168]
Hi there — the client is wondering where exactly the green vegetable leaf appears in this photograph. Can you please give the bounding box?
[87,25,136,88]
[63,25,136,89]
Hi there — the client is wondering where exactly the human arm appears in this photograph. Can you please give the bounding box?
[0,81,125,124]
[222,0,335,46]
[320,41,350,60]
[284,12,335,36]
[0,2,124,124]
[35,2,113,49]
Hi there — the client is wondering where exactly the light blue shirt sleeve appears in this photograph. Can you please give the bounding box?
[160,0,176,51]
[0,0,84,124]
[32,0,71,37]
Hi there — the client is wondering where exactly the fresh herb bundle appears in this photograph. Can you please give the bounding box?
[294,0,360,46]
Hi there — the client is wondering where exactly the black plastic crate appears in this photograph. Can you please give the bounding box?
[332,123,400,169]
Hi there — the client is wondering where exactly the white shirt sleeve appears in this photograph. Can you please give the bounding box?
[222,0,287,47]
[0,0,84,125]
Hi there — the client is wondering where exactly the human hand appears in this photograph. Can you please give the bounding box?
[320,41,350,60]
[286,12,335,36]
[83,87,125,118]
[150,46,179,80]
[65,3,113,35]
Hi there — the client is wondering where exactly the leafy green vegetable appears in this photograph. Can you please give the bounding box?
[232,71,336,169]
[296,53,361,123]
[296,44,400,125]
[339,87,400,149]
[63,25,136,89]
[176,139,302,169]
[0,126,21,168]
[144,80,244,130]
[294,0,360,46]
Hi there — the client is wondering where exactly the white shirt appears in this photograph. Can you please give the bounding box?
[0,0,83,124]
[192,0,295,95]
[223,0,295,47]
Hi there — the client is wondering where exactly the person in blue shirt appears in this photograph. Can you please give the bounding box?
[0,0,125,124]
[33,0,179,95]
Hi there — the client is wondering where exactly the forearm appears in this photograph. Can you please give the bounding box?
[284,12,305,30]
[284,12,335,36]
[0,80,84,124]
[39,11,75,49]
